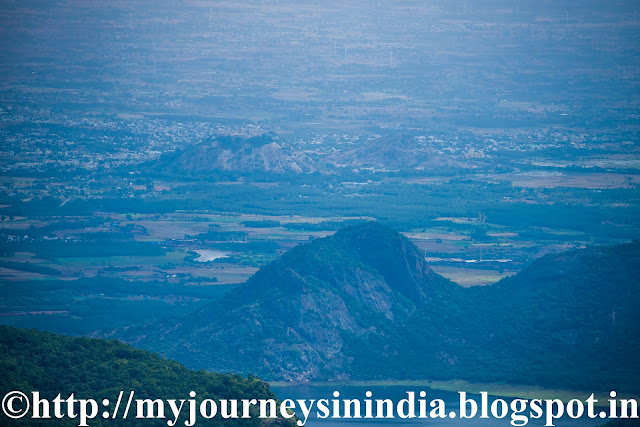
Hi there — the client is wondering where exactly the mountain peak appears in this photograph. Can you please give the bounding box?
[332,222,436,300]
[123,222,454,381]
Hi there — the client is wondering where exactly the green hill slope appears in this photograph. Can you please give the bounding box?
[0,326,293,426]
[463,240,640,391]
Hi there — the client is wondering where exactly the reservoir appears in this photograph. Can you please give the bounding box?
[194,249,228,262]
[270,384,606,427]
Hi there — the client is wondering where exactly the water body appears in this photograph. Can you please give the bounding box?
[270,385,606,427]
[194,249,228,262]
[425,258,512,263]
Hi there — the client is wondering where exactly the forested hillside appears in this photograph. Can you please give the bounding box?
[0,326,293,426]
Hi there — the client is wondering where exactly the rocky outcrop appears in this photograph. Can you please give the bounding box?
[171,134,317,174]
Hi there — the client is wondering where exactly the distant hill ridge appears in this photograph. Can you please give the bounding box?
[114,223,640,392]
[169,134,316,174]
[327,134,464,169]
[159,133,472,175]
